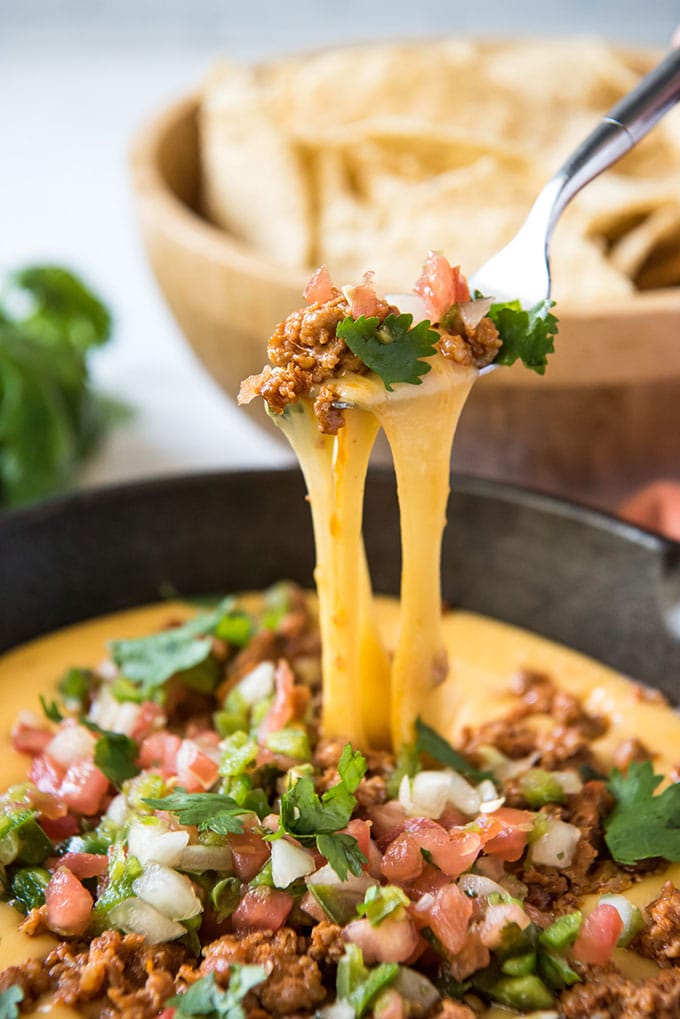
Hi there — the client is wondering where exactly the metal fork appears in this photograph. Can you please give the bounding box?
[468,46,680,309]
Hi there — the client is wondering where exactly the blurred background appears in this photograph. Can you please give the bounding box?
[2,1,679,521]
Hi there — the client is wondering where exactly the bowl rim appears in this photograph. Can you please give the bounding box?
[1,467,675,552]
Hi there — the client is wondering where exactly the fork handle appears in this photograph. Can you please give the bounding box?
[544,46,680,233]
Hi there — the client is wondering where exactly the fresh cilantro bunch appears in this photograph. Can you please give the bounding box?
[267,743,368,879]
[337,313,439,391]
[0,265,117,507]
[605,760,680,865]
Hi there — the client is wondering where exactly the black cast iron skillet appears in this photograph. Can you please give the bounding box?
[1,470,679,702]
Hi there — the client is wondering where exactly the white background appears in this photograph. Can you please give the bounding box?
[1,1,677,492]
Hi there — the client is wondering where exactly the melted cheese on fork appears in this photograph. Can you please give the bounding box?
[272,357,476,750]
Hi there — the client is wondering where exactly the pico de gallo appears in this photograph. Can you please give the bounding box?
[1,585,678,1019]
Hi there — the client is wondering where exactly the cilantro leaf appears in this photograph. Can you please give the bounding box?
[0,265,117,507]
[270,743,368,879]
[109,597,237,694]
[167,965,266,1019]
[487,299,557,375]
[605,760,680,865]
[39,695,63,723]
[81,719,140,786]
[0,986,23,1019]
[415,717,490,782]
[337,313,439,391]
[143,789,250,835]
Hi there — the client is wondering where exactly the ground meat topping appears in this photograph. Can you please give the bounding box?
[560,965,680,1018]
[200,928,327,1016]
[634,881,680,967]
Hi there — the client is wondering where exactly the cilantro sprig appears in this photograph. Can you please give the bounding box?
[0,986,23,1019]
[415,717,490,783]
[143,789,252,836]
[81,719,140,787]
[605,760,680,865]
[267,743,367,879]
[109,597,240,696]
[487,298,558,376]
[337,313,439,391]
[167,966,266,1019]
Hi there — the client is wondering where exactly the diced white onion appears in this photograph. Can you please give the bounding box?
[88,688,141,737]
[271,838,316,888]
[106,794,128,827]
[599,893,644,945]
[531,820,581,868]
[493,752,541,782]
[97,659,118,681]
[384,292,429,323]
[307,863,375,895]
[132,862,202,920]
[458,297,493,329]
[392,967,440,1010]
[46,725,97,767]
[552,771,583,795]
[399,769,481,818]
[477,779,505,814]
[458,873,508,900]
[237,661,276,705]
[109,897,186,943]
[317,1003,356,1019]
[179,844,234,873]
[128,819,189,867]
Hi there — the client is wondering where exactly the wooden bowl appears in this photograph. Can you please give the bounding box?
[130,93,680,511]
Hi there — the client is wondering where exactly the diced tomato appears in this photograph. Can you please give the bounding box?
[130,701,166,742]
[344,915,419,964]
[157,1011,176,1019]
[39,814,80,840]
[343,818,371,866]
[415,884,472,956]
[413,251,470,322]
[374,988,405,1019]
[304,265,336,305]
[12,721,53,756]
[45,866,93,936]
[138,731,181,774]
[51,852,109,879]
[368,800,408,843]
[29,754,65,796]
[59,761,110,815]
[573,904,623,965]
[480,902,531,948]
[381,833,424,884]
[478,807,534,862]
[259,660,296,738]
[346,271,382,319]
[229,832,271,882]
[405,862,451,900]
[406,820,482,878]
[176,740,219,792]
[232,886,293,933]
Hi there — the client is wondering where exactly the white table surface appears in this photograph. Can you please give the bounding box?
[2,4,676,495]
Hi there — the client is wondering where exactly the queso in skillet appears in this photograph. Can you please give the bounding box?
[1,260,680,1019]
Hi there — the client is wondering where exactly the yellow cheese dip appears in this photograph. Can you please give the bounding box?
[1,599,679,1017]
